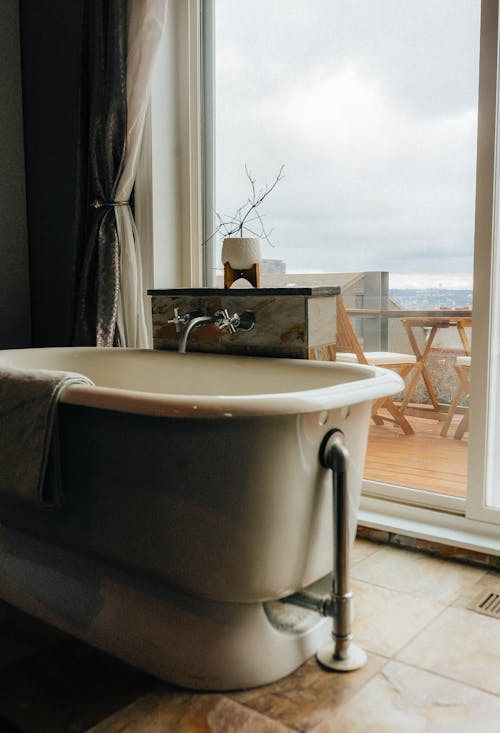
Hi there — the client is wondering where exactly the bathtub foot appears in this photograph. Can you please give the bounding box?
[317,429,368,672]
[317,641,367,672]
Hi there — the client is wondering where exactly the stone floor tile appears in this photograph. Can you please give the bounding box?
[452,568,500,609]
[352,578,445,657]
[86,691,293,733]
[351,538,381,565]
[311,660,500,733]
[397,605,500,695]
[230,653,385,732]
[351,544,485,603]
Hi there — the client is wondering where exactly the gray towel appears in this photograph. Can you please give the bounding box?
[0,365,94,508]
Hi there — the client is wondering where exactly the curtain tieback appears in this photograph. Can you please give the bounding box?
[90,199,130,209]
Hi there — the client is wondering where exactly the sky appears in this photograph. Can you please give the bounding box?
[214,0,481,289]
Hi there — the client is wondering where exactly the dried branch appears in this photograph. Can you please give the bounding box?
[202,165,285,247]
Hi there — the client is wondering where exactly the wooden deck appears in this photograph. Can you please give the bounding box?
[364,413,468,498]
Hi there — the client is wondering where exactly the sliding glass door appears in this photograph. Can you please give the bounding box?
[210,0,481,512]
[467,0,500,527]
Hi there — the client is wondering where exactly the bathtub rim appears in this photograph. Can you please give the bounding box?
[0,347,403,418]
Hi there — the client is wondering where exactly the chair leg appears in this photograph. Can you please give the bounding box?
[454,410,469,440]
[442,365,470,438]
[453,366,471,440]
[370,363,417,435]
[399,362,423,412]
[440,383,464,437]
[371,397,414,435]
[383,398,415,435]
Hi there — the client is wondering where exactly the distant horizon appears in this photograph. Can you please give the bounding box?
[284,270,473,291]
[215,262,474,291]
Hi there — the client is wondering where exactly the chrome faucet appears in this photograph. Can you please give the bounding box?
[167,307,191,333]
[175,308,255,353]
[178,314,219,353]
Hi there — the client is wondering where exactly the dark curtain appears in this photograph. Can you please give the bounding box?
[20,0,87,347]
[73,0,128,347]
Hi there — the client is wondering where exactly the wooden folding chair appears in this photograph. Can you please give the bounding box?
[440,355,471,439]
[314,295,420,435]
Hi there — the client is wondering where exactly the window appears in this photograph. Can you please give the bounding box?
[139,0,500,550]
[205,0,500,547]
[213,0,479,288]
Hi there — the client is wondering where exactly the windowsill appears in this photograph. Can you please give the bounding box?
[359,494,500,558]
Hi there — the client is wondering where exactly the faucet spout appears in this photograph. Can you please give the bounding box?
[178,315,218,353]
[177,309,256,353]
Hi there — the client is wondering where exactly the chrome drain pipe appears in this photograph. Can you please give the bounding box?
[281,590,333,617]
[284,429,367,672]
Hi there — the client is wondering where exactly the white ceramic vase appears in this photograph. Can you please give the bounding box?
[221,237,262,269]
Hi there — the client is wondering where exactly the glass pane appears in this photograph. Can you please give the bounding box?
[214,0,480,500]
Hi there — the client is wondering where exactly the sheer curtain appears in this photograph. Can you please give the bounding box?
[116,0,167,347]
[74,0,166,347]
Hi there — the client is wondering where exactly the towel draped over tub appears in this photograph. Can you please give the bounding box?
[0,366,93,508]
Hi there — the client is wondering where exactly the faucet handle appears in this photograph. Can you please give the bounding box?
[214,309,255,335]
[168,307,190,333]
[214,309,238,334]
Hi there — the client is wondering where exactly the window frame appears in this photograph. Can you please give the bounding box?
[135,0,205,304]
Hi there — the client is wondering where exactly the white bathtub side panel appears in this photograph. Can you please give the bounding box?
[69,404,370,602]
[0,401,371,604]
[0,526,332,691]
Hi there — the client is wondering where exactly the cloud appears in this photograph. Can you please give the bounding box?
[214,0,480,279]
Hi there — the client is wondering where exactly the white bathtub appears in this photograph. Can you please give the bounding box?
[0,347,401,689]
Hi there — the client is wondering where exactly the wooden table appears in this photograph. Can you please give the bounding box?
[399,316,472,417]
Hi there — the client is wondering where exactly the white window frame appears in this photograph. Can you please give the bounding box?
[137,0,500,554]
[135,0,205,308]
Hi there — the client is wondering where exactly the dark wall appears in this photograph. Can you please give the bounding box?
[20,0,87,346]
[0,0,31,348]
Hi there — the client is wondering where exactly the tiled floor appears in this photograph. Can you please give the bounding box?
[1,538,500,732]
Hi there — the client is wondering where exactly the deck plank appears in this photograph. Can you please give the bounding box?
[364,414,467,497]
